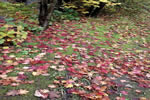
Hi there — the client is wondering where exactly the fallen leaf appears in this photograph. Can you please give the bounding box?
[50,65,57,69]
[49,91,60,99]
[120,80,127,83]
[6,60,13,64]
[0,74,7,79]
[34,90,48,99]
[146,73,150,78]
[100,86,107,92]
[135,90,141,94]
[3,46,9,49]
[121,91,128,95]
[11,83,20,87]
[6,90,18,96]
[40,89,49,93]
[48,84,57,88]
[140,97,147,100]
[64,83,73,88]
[18,89,29,95]
[32,72,40,76]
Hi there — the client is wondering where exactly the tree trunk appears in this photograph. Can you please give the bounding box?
[38,0,57,30]
[88,2,106,17]
[38,0,48,26]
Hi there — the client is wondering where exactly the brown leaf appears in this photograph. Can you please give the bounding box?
[140,97,147,100]
[0,80,12,85]
[18,89,29,95]
[100,86,107,92]
[6,90,19,96]
[13,62,19,66]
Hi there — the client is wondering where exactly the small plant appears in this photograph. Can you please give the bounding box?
[0,24,28,45]
[28,26,44,33]
[17,20,43,33]
[52,8,80,21]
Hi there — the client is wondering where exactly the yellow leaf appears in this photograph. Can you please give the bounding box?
[135,50,142,53]
[3,46,9,49]
[32,72,40,76]
[65,83,73,88]
[99,0,109,3]
[17,25,23,30]
[6,60,13,64]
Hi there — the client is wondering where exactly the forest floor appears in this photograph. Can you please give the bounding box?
[0,1,150,100]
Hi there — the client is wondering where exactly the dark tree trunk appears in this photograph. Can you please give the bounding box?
[38,0,57,30]
[87,2,106,17]
[38,0,48,26]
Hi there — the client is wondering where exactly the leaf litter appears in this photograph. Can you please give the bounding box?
[0,15,150,100]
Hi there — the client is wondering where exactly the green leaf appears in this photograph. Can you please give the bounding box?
[0,39,5,44]
[65,46,74,55]
[7,34,15,38]
[21,32,27,39]
[7,22,16,25]
[0,27,6,32]
[7,30,15,35]
[5,17,14,22]
[18,22,28,27]
[0,32,7,38]
[20,50,29,55]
